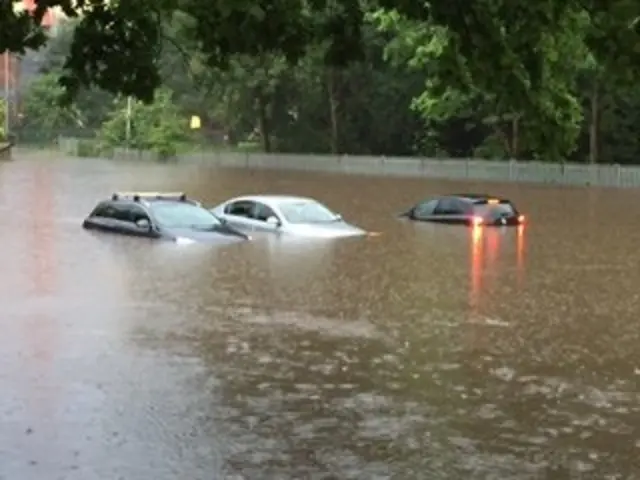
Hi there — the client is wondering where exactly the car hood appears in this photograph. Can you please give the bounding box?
[165,226,248,244]
[285,221,366,238]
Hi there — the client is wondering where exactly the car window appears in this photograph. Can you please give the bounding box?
[91,202,140,222]
[253,202,278,222]
[413,199,437,218]
[434,198,467,215]
[123,204,151,224]
[150,202,221,229]
[278,201,339,224]
[473,202,516,217]
[90,203,118,219]
[225,200,255,217]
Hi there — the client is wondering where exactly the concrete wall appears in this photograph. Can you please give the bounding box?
[0,143,12,161]
[57,136,640,188]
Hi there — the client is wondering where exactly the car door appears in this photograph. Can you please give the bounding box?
[250,202,282,232]
[87,203,136,232]
[432,198,468,224]
[121,203,159,237]
[222,200,259,230]
[412,199,438,220]
[86,202,120,231]
[98,202,153,237]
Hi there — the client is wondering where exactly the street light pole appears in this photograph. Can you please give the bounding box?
[3,52,9,140]
[125,96,132,149]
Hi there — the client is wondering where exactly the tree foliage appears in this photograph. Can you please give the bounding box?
[18,72,114,142]
[8,0,640,162]
[370,7,595,160]
[98,88,189,157]
[2,0,639,104]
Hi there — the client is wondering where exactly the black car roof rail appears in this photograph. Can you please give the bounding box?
[111,192,188,202]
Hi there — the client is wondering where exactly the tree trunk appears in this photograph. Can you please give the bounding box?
[589,78,599,164]
[494,126,511,158]
[327,68,339,154]
[511,115,519,158]
[256,93,271,152]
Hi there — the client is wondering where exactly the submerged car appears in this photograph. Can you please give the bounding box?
[400,194,525,226]
[210,195,366,238]
[82,192,250,243]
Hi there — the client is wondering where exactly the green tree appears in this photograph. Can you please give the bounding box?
[194,54,289,152]
[17,72,114,143]
[98,88,189,157]
[7,0,640,162]
[3,0,639,112]
[371,8,592,160]
[596,86,640,165]
[267,24,428,156]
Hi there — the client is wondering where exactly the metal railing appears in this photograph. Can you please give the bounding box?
[56,136,640,188]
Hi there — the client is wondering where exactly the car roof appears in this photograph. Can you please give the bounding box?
[104,192,201,206]
[436,194,511,203]
[225,194,317,207]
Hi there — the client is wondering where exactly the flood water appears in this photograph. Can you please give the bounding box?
[1,154,639,479]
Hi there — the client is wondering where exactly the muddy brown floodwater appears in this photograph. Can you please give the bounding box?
[1,155,640,480]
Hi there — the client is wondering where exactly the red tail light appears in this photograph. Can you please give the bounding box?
[518,215,525,223]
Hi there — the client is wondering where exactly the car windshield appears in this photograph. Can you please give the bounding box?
[278,200,340,224]
[473,202,516,217]
[150,202,222,229]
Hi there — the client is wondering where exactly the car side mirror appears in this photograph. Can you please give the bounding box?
[266,216,281,227]
[135,218,151,230]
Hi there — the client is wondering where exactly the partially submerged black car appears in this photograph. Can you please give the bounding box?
[82,192,250,243]
[400,194,525,226]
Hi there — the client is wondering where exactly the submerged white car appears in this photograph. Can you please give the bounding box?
[210,195,366,238]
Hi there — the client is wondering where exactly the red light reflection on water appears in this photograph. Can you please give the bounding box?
[469,226,501,310]
[467,224,529,351]
[516,224,526,288]
[469,225,484,314]
[470,224,526,312]
[467,225,486,350]
[486,227,500,269]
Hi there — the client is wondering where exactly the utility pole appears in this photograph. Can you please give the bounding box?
[3,52,9,140]
[125,96,132,149]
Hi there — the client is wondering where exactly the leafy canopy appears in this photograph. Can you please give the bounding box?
[98,88,189,156]
[2,0,640,106]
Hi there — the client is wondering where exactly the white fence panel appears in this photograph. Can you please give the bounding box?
[338,155,382,174]
[380,157,424,176]
[54,136,640,189]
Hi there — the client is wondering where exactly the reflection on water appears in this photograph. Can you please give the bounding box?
[1,156,640,479]
[469,224,528,315]
[517,224,526,288]
[251,233,340,285]
[28,164,56,296]
[469,225,484,313]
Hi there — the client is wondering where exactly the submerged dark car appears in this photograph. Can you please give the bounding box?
[82,192,250,243]
[400,194,525,226]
